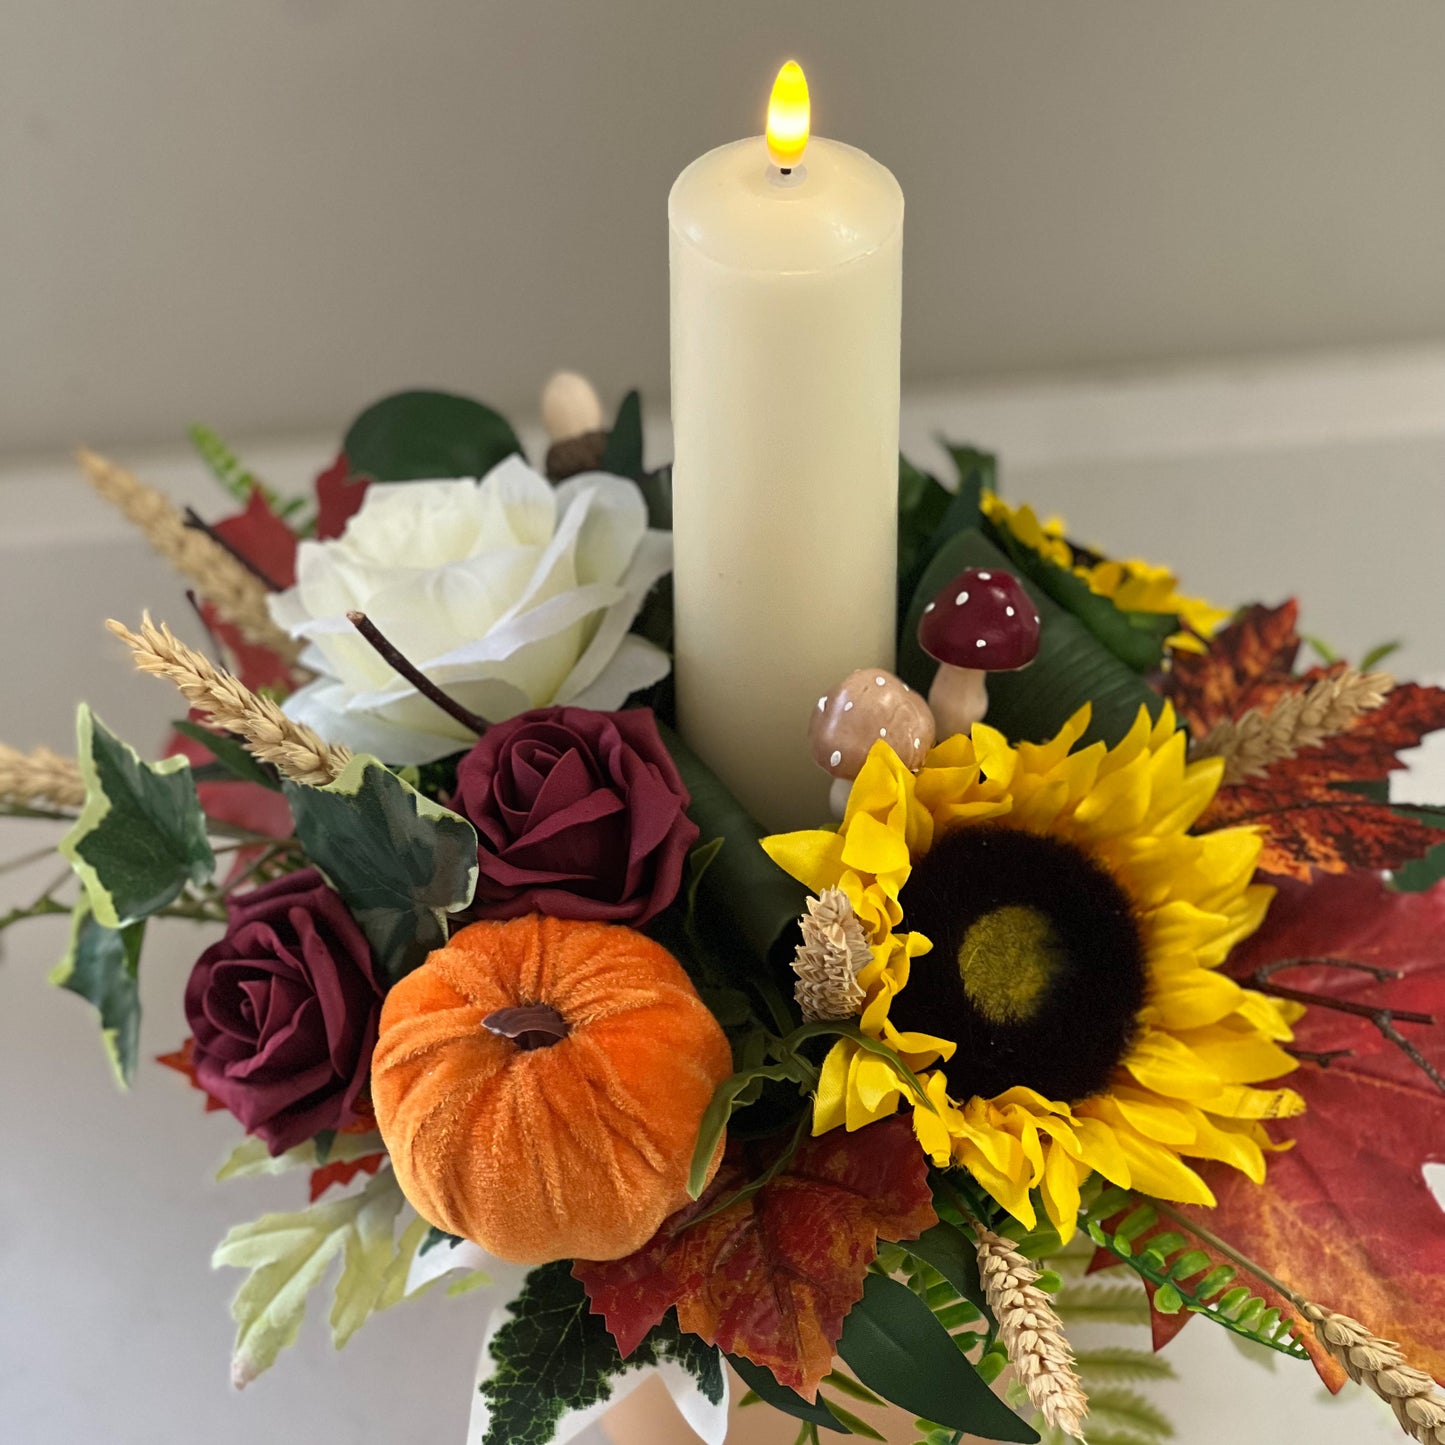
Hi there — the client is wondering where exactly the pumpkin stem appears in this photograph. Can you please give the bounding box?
[483,1004,570,1051]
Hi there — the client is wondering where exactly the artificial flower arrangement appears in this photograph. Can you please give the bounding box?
[6,375,1445,1445]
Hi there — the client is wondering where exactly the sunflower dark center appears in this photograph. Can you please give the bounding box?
[890,824,1146,1103]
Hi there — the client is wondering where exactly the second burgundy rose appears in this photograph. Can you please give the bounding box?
[451,706,698,926]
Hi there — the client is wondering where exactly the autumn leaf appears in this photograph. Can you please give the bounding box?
[574,1116,937,1401]
[1201,680,1445,879]
[1191,873,1445,1381]
[1165,600,1301,735]
[310,1153,386,1203]
[314,452,370,540]
[157,1037,227,1113]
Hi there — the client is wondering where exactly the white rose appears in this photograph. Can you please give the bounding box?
[269,455,672,763]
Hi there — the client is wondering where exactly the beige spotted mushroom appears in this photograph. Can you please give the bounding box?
[539,370,608,482]
[809,667,936,816]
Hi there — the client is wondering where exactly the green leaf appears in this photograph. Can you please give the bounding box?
[897,530,1168,750]
[343,390,522,482]
[687,1060,807,1198]
[600,390,645,479]
[215,1131,385,1182]
[477,1264,724,1445]
[49,898,145,1086]
[61,705,216,928]
[1152,1282,1184,1315]
[902,1222,987,1314]
[823,1401,887,1440]
[1390,807,1445,891]
[284,755,478,987]
[839,1274,1038,1442]
[727,1356,848,1433]
[212,1169,406,1384]
[942,445,993,530]
[659,723,807,1025]
[171,719,282,791]
[824,1370,888,1408]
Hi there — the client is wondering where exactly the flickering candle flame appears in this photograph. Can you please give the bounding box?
[766,60,810,170]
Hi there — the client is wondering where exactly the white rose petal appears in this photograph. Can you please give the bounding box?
[268,456,672,764]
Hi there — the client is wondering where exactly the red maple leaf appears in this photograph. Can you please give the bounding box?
[574,1116,937,1401]
[1145,874,1445,1381]
[315,452,370,540]
[1165,600,1301,735]
[309,1153,385,1202]
[156,1037,227,1113]
[1200,681,1445,879]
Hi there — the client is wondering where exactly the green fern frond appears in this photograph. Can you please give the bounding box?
[188,423,304,518]
[1074,1346,1177,1383]
[1087,1387,1175,1439]
[1052,1281,1152,1325]
[1083,1191,1309,1361]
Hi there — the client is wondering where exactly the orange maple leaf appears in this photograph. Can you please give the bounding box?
[574,1116,937,1401]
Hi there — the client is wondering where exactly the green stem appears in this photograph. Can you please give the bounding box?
[1149,1199,1304,1309]
[0,894,69,932]
[0,844,66,877]
[0,803,79,823]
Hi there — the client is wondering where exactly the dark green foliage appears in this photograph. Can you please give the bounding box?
[51,900,146,1086]
[478,1264,722,1445]
[343,390,522,482]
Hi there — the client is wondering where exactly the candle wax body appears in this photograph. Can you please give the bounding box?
[669,135,903,831]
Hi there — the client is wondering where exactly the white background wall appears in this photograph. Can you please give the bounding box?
[3,2,1444,1442]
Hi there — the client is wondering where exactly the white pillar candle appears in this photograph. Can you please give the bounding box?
[669,63,904,831]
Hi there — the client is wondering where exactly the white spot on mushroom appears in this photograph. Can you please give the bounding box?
[976,638,987,649]
[875,675,887,686]
[843,700,854,712]
[913,737,921,748]
[1006,606,1015,617]
[817,695,828,711]
[955,590,969,606]
[903,684,911,692]
[978,571,992,580]
[1034,614,1041,624]
[829,749,842,767]
[924,601,936,614]
[879,727,888,738]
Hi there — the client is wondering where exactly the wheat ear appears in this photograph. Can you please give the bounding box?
[975,1224,1088,1440]
[106,614,351,787]
[1193,667,1394,784]
[0,743,87,808]
[76,448,300,664]
[791,888,872,1021]
[1299,1303,1445,1443]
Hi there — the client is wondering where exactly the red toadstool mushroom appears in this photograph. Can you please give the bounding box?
[917,566,1040,738]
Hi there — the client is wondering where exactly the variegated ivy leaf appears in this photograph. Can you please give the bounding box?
[472,1261,727,1445]
[215,1131,386,1183]
[49,897,145,1086]
[213,1168,413,1385]
[284,755,478,987]
[60,705,215,928]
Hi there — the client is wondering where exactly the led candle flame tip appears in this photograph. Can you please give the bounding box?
[766,60,810,170]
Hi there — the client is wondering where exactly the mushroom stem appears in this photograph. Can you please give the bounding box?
[828,775,853,818]
[928,665,989,739]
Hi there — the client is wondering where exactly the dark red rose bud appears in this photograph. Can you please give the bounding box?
[451,706,698,926]
[184,868,382,1155]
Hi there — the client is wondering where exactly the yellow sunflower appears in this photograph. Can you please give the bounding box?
[982,492,1229,651]
[762,703,1305,1242]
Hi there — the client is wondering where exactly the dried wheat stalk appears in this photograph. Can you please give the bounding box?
[1193,667,1394,785]
[0,743,87,808]
[791,888,872,1021]
[76,447,300,664]
[975,1224,1088,1440]
[1300,1302,1445,1444]
[107,614,351,786]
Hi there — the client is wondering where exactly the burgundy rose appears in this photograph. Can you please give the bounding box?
[452,706,698,926]
[185,869,382,1155]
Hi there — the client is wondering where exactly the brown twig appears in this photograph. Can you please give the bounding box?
[183,507,281,591]
[1250,957,1444,1096]
[345,611,490,737]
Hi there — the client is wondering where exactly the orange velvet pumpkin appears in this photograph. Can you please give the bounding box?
[371,914,734,1264]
